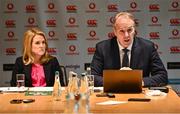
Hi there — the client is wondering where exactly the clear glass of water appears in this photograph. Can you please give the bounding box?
[16,74,25,87]
[87,75,94,95]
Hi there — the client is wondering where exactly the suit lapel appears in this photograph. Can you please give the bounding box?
[130,37,142,69]
[111,38,121,69]
[24,64,32,86]
[43,63,49,85]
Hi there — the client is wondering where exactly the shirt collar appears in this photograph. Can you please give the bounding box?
[117,38,134,51]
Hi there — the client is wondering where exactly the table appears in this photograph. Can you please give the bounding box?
[90,88,180,113]
[0,87,180,113]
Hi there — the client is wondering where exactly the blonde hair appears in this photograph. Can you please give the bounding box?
[113,12,135,29]
[22,28,53,65]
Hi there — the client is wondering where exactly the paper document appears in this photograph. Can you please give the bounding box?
[0,87,28,92]
[28,87,53,91]
[96,100,128,105]
[145,90,167,96]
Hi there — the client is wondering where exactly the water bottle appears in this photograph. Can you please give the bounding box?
[78,73,89,113]
[64,95,89,113]
[52,71,61,101]
[86,67,91,75]
[78,96,89,113]
[65,71,89,113]
[64,92,76,113]
[79,73,88,96]
[67,71,79,96]
[64,71,79,113]
[86,67,94,95]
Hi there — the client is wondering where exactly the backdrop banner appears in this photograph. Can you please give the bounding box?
[0,0,179,86]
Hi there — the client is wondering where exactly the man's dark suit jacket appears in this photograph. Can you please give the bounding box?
[11,56,65,87]
[91,37,168,87]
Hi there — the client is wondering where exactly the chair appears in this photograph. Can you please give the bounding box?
[60,65,68,86]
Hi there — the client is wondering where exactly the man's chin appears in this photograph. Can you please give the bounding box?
[123,43,130,48]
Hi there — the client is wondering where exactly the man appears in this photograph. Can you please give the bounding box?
[91,12,168,87]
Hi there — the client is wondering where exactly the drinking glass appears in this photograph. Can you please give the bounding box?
[16,74,25,87]
[87,75,94,95]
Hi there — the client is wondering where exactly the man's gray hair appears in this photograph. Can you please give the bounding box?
[114,12,135,26]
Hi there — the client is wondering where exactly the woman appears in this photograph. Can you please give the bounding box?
[11,28,65,87]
